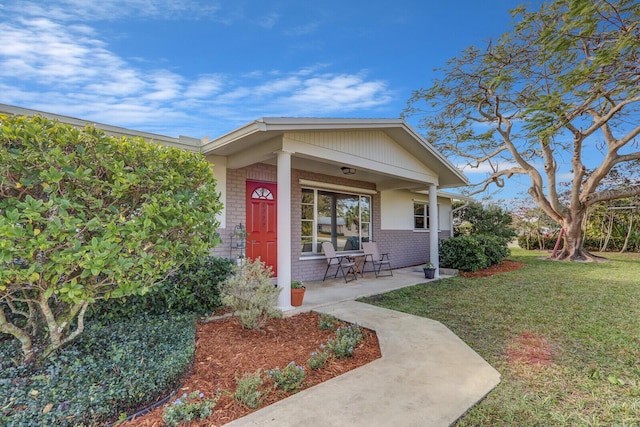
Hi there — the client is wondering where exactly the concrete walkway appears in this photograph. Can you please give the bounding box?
[225,268,501,427]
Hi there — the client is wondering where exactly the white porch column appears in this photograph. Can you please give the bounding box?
[428,184,439,278]
[276,150,293,311]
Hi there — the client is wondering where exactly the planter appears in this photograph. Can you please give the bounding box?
[423,268,436,279]
[291,287,306,306]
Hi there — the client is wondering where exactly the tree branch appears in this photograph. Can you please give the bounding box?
[586,184,640,206]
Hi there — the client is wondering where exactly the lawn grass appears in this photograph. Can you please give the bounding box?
[361,248,640,426]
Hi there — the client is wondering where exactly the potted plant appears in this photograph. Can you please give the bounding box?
[423,262,436,279]
[290,280,306,306]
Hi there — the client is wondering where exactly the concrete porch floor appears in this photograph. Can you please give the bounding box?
[225,267,501,427]
[286,265,440,315]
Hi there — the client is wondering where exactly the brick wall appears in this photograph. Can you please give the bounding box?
[210,163,451,281]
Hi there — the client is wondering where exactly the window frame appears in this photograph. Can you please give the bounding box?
[413,201,440,231]
[301,186,372,254]
[414,202,430,230]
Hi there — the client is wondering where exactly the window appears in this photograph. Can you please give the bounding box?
[301,188,371,253]
[414,202,430,229]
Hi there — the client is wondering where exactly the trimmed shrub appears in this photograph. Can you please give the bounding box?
[440,235,490,272]
[473,234,511,265]
[440,234,510,272]
[87,256,235,321]
[517,235,640,253]
[0,314,196,426]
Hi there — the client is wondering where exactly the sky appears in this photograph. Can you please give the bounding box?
[1,0,544,201]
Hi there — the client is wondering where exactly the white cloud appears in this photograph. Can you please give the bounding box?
[258,12,280,29]
[0,1,395,136]
[184,75,224,99]
[4,0,224,22]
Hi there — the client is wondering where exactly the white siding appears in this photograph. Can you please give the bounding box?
[206,155,227,229]
[380,190,453,231]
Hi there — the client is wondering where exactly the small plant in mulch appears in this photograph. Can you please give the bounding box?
[162,390,221,427]
[326,324,364,359]
[268,362,306,392]
[307,348,330,370]
[318,313,340,331]
[234,370,266,408]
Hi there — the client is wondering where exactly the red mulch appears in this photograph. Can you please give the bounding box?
[458,259,526,278]
[120,312,381,426]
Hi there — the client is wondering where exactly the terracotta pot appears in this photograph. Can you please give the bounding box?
[291,287,306,306]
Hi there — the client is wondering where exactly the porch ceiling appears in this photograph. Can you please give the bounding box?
[266,155,432,191]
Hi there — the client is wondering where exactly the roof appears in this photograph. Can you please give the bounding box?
[0,105,468,191]
[203,117,469,189]
[0,103,203,152]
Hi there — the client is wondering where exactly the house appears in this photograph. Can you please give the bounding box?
[0,105,469,310]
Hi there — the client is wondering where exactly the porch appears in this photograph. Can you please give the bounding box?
[284,265,445,316]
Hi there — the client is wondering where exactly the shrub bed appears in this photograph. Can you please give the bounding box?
[87,256,234,321]
[518,234,640,253]
[0,314,196,426]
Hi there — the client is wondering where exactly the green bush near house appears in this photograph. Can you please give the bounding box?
[440,235,488,272]
[0,114,223,363]
[87,256,235,321]
[0,314,196,427]
[471,234,510,266]
[439,234,509,272]
[440,234,510,272]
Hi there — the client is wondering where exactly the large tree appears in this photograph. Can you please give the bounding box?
[0,114,222,362]
[405,0,640,261]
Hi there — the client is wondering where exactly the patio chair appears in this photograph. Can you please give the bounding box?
[362,241,393,277]
[322,241,358,283]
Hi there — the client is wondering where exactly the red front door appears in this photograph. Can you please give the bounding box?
[246,181,277,276]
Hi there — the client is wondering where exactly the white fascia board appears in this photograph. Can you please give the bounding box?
[226,136,283,169]
[400,123,469,186]
[412,189,475,202]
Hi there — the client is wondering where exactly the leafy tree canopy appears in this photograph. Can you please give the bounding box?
[454,201,517,244]
[405,0,640,261]
[0,114,223,362]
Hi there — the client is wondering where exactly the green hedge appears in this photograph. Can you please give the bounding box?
[518,235,640,252]
[440,234,510,272]
[87,255,234,321]
[0,314,196,426]
[517,234,557,250]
